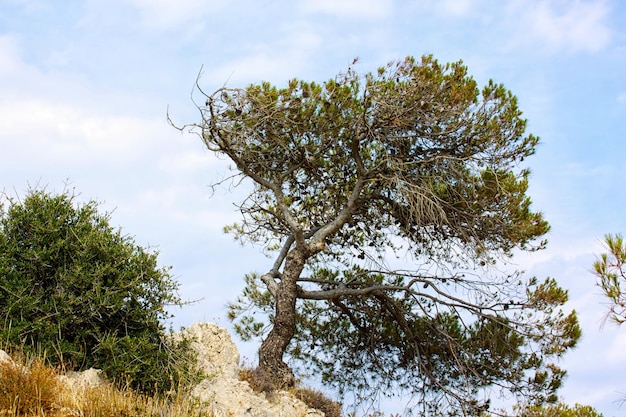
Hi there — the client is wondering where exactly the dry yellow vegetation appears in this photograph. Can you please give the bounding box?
[0,350,213,417]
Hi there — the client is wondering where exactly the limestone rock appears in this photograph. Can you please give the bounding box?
[0,349,28,374]
[1,324,327,417]
[192,376,324,417]
[179,322,325,417]
[179,322,240,379]
[0,349,13,365]
[58,368,106,392]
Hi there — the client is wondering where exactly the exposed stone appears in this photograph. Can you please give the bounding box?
[178,322,241,379]
[0,349,13,365]
[178,322,325,417]
[0,350,104,391]
[192,375,326,417]
[58,368,106,392]
[1,324,326,417]
[0,349,28,374]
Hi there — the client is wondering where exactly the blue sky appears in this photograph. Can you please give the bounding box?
[1,0,625,414]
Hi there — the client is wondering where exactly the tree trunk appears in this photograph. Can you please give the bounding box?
[257,249,305,388]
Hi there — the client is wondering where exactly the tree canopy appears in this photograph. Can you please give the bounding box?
[0,188,197,394]
[512,402,604,417]
[192,55,580,416]
[593,233,626,325]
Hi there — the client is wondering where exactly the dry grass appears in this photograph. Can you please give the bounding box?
[1,350,347,417]
[288,386,343,417]
[0,351,213,417]
[0,353,60,416]
[237,366,278,394]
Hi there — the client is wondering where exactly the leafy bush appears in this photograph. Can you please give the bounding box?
[0,188,199,394]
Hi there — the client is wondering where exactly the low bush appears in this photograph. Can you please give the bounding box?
[0,188,200,394]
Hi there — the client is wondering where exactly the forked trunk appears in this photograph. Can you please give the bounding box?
[257,249,306,387]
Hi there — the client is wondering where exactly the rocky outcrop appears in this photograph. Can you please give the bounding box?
[180,322,325,417]
[0,349,13,365]
[58,367,106,392]
[179,322,240,380]
[0,323,325,417]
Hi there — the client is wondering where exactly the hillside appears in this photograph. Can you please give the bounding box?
[0,323,334,417]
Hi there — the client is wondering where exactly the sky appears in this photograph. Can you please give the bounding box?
[1,0,625,415]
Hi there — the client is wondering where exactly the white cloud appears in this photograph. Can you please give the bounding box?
[0,35,28,77]
[436,0,480,17]
[3,0,51,14]
[122,0,229,29]
[301,0,393,19]
[606,326,626,362]
[157,149,227,177]
[0,97,165,165]
[444,0,471,16]
[508,0,612,53]
[203,25,324,85]
[0,35,186,172]
[207,52,297,85]
[402,0,485,20]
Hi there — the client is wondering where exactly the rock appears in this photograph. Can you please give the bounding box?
[192,376,327,417]
[0,351,103,392]
[179,322,240,379]
[58,368,106,392]
[179,322,325,417]
[0,349,13,365]
[1,324,327,417]
[0,349,28,374]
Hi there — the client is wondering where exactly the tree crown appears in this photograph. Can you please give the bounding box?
[193,56,579,416]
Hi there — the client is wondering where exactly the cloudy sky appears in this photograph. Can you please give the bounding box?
[1,0,625,414]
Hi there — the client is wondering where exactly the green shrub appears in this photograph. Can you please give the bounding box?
[0,188,200,394]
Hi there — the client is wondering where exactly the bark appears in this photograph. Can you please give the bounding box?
[257,248,306,387]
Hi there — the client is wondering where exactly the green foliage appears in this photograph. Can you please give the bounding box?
[202,56,547,258]
[0,188,199,395]
[196,55,580,416]
[593,233,626,325]
[282,272,578,415]
[511,402,603,417]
